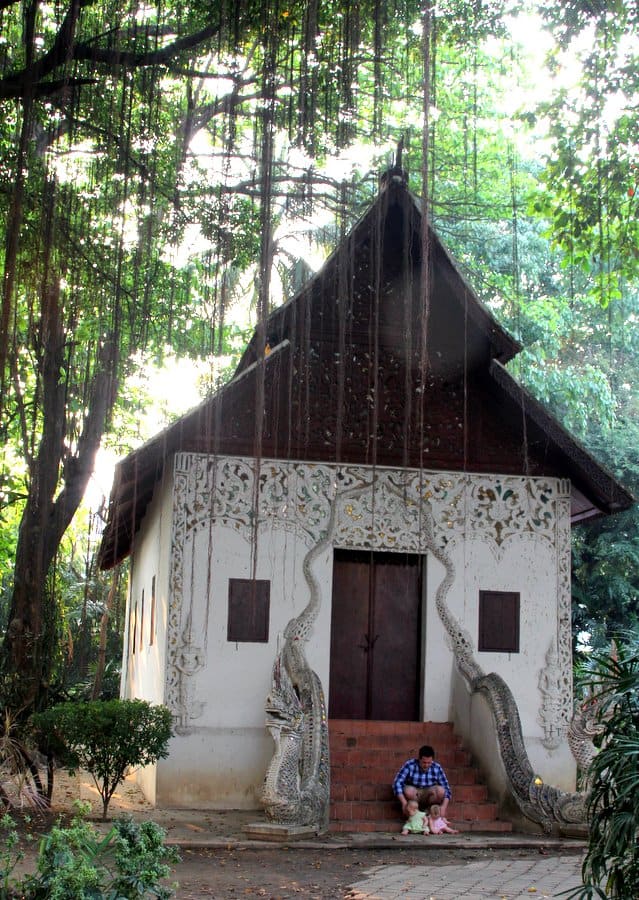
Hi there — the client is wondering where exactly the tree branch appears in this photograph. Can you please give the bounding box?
[0,0,91,101]
[0,10,229,101]
[73,20,224,68]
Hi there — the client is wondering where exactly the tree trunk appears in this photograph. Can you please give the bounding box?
[6,496,60,708]
[3,280,117,711]
[92,569,120,700]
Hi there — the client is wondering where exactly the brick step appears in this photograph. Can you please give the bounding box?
[328,719,513,835]
[330,782,489,803]
[329,799,499,823]
[331,763,478,785]
[330,720,457,742]
[330,747,472,769]
[329,818,514,834]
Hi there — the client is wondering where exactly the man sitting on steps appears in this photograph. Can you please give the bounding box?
[393,744,452,818]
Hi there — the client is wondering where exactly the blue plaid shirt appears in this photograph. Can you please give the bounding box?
[393,758,452,800]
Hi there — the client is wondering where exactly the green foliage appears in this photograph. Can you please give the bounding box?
[0,513,125,709]
[106,817,180,900]
[30,817,107,899]
[566,633,639,898]
[0,810,178,900]
[536,0,639,296]
[573,512,639,652]
[33,700,172,820]
[570,413,639,651]
[0,499,22,630]
[0,813,24,897]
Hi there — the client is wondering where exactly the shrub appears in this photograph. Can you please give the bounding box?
[0,813,24,898]
[1,808,179,899]
[29,815,107,899]
[107,816,180,899]
[33,699,172,820]
[566,633,639,898]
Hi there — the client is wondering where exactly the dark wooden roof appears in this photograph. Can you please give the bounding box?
[98,174,634,569]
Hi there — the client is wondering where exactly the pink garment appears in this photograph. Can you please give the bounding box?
[429,816,447,834]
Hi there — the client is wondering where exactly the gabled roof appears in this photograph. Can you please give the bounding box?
[234,171,521,378]
[98,174,634,570]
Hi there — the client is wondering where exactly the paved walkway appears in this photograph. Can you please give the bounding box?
[345,855,583,899]
[101,797,586,899]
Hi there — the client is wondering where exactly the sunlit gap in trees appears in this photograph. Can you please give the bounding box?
[86,352,217,516]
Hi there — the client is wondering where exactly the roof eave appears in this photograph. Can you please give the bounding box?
[489,359,635,518]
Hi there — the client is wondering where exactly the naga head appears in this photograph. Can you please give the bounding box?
[265,654,304,740]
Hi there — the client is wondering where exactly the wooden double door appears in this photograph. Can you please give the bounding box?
[328,549,423,721]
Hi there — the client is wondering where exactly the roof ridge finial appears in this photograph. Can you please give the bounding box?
[396,136,404,170]
[379,137,408,190]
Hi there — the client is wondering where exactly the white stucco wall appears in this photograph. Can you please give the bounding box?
[127,454,575,810]
[441,533,577,794]
[121,469,174,803]
[425,537,571,772]
[177,523,333,728]
[154,517,335,808]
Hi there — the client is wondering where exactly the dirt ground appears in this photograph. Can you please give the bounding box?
[176,844,440,899]
[10,811,580,900]
[6,771,584,899]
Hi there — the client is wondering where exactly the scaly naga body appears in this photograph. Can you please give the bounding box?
[260,490,340,832]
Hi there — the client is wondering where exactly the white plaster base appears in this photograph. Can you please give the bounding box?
[151,726,272,809]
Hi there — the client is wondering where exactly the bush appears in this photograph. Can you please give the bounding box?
[0,813,24,898]
[33,699,172,820]
[566,633,639,898]
[0,807,179,899]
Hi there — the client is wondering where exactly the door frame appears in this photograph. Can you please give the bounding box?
[328,547,427,720]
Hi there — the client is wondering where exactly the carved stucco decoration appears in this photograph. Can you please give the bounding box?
[538,641,566,750]
[555,485,575,742]
[165,454,584,830]
[173,625,205,736]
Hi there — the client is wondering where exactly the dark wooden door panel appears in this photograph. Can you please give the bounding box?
[329,552,370,719]
[329,549,422,721]
[370,554,421,720]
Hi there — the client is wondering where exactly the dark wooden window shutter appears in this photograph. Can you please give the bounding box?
[139,588,145,651]
[478,590,520,653]
[150,576,156,646]
[227,578,270,643]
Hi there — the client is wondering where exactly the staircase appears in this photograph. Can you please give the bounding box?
[329,720,513,834]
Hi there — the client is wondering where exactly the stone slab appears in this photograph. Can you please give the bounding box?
[244,822,321,842]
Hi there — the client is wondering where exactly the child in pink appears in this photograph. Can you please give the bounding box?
[427,803,459,834]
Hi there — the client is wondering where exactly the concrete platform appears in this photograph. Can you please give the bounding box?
[54,770,588,854]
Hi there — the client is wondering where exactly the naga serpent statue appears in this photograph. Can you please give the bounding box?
[260,486,347,832]
[261,481,377,831]
[425,509,595,832]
